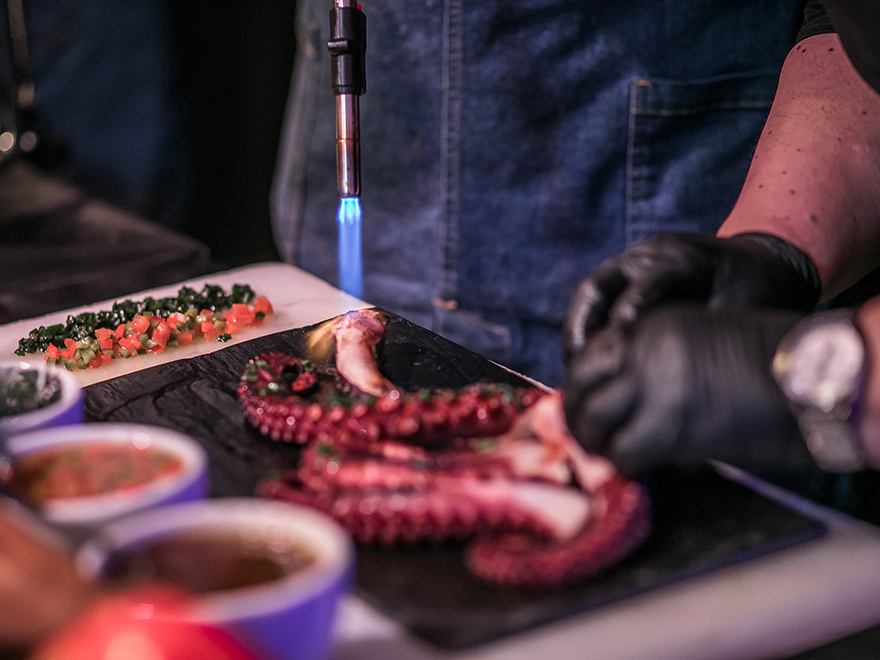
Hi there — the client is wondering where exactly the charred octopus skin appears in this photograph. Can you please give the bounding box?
[241,310,651,588]
[238,310,543,446]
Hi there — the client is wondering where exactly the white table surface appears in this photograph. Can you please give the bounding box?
[4,262,880,660]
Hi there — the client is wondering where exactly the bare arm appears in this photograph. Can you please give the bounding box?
[718,33,880,300]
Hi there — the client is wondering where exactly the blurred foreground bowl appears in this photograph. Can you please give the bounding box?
[75,498,354,660]
[0,361,83,441]
[6,423,208,539]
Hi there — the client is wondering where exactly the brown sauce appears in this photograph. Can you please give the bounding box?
[10,442,183,507]
[105,529,317,594]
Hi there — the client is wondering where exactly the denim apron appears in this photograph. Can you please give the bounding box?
[273,0,806,386]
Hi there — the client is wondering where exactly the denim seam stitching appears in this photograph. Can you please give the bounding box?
[437,0,462,318]
[626,79,646,247]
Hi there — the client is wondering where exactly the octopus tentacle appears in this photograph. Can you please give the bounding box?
[247,309,651,588]
[331,308,396,396]
[239,352,543,446]
[258,472,591,547]
[466,476,650,587]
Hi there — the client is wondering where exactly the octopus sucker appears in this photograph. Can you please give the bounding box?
[257,473,588,547]
[244,309,651,588]
[238,353,541,447]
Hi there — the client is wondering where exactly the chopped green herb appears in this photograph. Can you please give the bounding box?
[14,283,257,357]
[0,369,62,417]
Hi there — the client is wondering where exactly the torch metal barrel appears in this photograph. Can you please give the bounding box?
[328,0,366,199]
[335,94,360,197]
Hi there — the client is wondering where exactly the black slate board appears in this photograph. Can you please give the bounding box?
[84,311,827,649]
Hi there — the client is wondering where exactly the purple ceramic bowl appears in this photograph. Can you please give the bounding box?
[0,361,83,441]
[6,423,208,539]
[75,498,354,660]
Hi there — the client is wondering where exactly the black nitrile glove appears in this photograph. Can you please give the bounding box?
[563,232,821,361]
[563,304,815,477]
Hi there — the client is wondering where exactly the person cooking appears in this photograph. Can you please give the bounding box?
[562,0,880,478]
[272,0,809,387]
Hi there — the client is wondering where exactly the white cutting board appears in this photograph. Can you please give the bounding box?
[0,262,369,387]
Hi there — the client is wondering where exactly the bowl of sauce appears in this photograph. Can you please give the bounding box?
[75,498,354,660]
[0,361,83,441]
[6,424,208,537]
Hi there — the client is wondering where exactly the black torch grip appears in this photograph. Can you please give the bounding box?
[328,6,367,96]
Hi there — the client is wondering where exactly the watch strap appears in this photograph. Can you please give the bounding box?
[796,402,865,472]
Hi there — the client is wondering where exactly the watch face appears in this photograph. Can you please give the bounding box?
[775,317,865,412]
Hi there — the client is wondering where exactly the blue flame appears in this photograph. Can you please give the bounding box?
[337,196,363,298]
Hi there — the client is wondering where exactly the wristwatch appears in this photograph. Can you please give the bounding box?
[771,309,867,472]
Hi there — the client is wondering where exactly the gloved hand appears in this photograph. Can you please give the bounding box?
[563,232,821,361]
[563,304,815,477]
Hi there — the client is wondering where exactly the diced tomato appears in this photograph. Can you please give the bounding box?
[129,315,151,335]
[61,338,78,359]
[118,337,142,354]
[151,321,172,347]
[254,296,273,316]
[26,290,272,372]
[230,304,255,326]
[164,312,187,331]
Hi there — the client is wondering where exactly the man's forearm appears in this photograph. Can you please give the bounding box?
[718,33,880,300]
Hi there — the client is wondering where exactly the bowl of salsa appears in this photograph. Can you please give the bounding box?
[0,361,83,441]
[6,424,208,537]
[75,498,354,660]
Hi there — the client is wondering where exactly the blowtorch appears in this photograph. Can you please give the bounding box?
[328,0,366,298]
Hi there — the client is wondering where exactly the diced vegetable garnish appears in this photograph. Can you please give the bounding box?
[13,284,273,371]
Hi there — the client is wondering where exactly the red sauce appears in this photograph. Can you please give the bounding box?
[11,442,183,506]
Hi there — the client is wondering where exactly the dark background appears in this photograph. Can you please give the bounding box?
[171,1,296,267]
[19,0,300,270]
[0,1,300,322]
